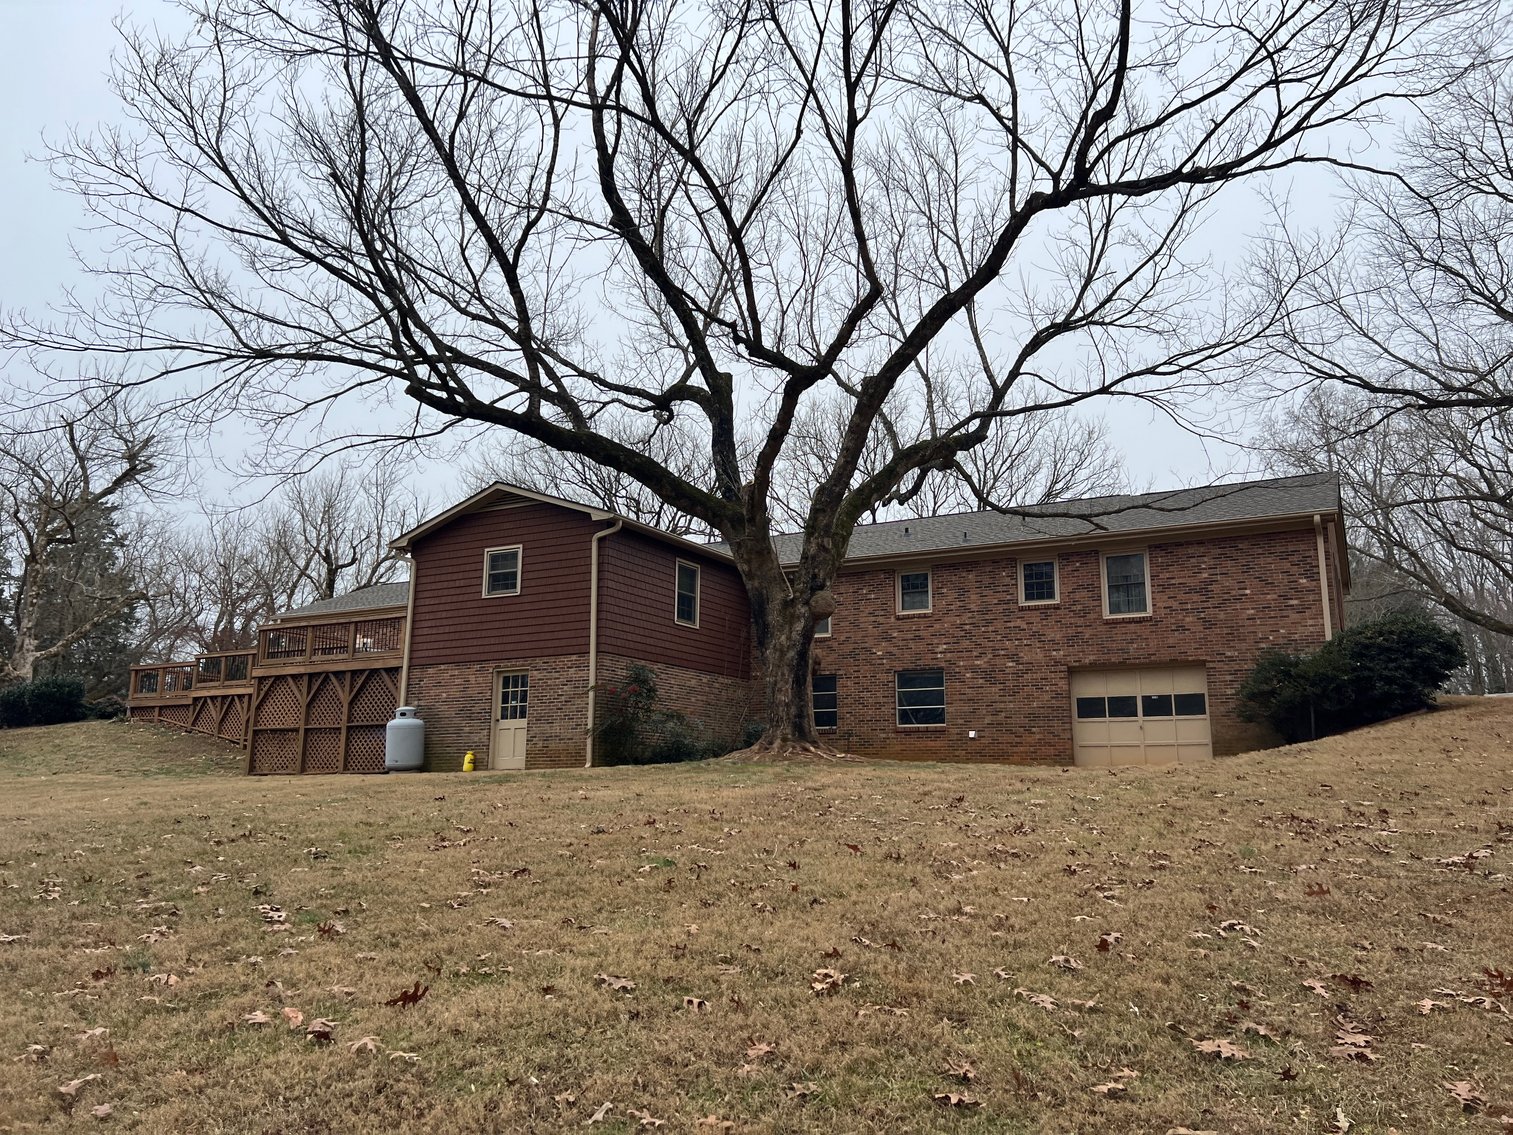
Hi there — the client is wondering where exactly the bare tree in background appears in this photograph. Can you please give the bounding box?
[1258,388,1513,673]
[138,462,423,659]
[0,403,161,686]
[1259,38,1513,415]
[6,0,1469,753]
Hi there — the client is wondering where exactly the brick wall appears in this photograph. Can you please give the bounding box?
[595,654,757,755]
[808,526,1331,764]
[406,655,590,771]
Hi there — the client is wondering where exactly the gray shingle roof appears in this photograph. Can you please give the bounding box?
[274,581,411,620]
[751,472,1341,565]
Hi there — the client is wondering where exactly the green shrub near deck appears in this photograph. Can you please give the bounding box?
[0,677,89,729]
[1238,610,1466,743]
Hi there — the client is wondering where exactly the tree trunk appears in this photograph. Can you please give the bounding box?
[726,541,845,761]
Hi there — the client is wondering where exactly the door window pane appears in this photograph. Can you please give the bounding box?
[1174,692,1208,717]
[1075,696,1106,719]
[1141,694,1174,718]
[499,673,529,720]
[1106,695,1138,718]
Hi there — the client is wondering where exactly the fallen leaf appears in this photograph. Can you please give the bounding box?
[75,1027,109,1043]
[1415,998,1448,1015]
[1443,1080,1487,1111]
[1190,1037,1249,1061]
[810,968,847,996]
[784,1082,818,1100]
[627,1108,664,1128]
[695,1119,734,1131]
[1049,954,1084,971]
[595,973,636,994]
[348,1036,382,1054]
[586,1101,613,1124]
[1326,1107,1353,1133]
[384,981,429,1008]
[388,1050,420,1062]
[932,1092,982,1109]
[1091,1068,1139,1098]
[941,1059,976,1083]
[1096,932,1123,953]
[952,972,976,985]
[90,1103,113,1120]
[683,996,709,1012]
[306,1018,338,1043]
[281,1007,304,1029]
[1014,988,1058,1011]
[746,1041,775,1061]
[243,1010,273,1025]
[58,1074,101,1098]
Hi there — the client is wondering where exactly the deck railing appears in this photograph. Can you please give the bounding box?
[256,615,405,667]
[130,662,199,701]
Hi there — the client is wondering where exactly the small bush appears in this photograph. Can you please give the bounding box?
[594,664,729,765]
[88,695,129,721]
[1238,610,1465,743]
[740,720,767,748]
[0,677,90,729]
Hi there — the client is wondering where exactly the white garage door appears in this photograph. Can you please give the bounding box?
[1071,666,1212,767]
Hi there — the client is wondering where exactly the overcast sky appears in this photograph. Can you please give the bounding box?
[0,0,1318,510]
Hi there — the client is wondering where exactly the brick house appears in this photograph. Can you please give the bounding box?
[128,472,1348,772]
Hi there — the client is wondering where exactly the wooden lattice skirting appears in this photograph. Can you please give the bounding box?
[246,668,399,775]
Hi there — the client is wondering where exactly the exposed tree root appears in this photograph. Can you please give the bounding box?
[713,737,864,764]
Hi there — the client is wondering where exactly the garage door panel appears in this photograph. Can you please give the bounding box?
[1072,666,1211,768]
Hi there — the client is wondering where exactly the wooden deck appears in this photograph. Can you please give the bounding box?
[127,612,406,772]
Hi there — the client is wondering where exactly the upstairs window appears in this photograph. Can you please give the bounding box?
[1020,559,1058,604]
[1102,551,1150,617]
[896,668,946,726]
[812,674,838,729]
[675,560,701,626]
[897,570,932,613]
[483,546,522,596]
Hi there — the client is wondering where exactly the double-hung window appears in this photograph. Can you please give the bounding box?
[812,674,838,729]
[675,561,701,626]
[896,668,946,726]
[1102,551,1150,617]
[898,570,932,613]
[1020,559,1058,604]
[483,546,522,597]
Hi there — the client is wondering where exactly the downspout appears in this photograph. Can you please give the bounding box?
[398,556,418,704]
[585,519,623,767]
[1313,514,1333,641]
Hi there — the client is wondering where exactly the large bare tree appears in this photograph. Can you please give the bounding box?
[5,0,1468,751]
[0,403,161,685]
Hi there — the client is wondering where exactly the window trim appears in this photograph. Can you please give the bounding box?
[674,559,701,627]
[481,544,523,598]
[1018,557,1060,606]
[1100,548,1152,619]
[896,568,933,615]
[895,667,947,728]
[813,614,832,637]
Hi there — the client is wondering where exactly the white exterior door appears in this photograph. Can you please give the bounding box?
[1071,666,1212,767]
[491,671,529,770]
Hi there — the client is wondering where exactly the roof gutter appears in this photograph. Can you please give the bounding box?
[1313,514,1334,641]
[585,518,623,767]
[398,556,418,704]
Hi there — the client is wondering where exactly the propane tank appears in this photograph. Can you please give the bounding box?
[384,707,425,772]
[463,750,476,773]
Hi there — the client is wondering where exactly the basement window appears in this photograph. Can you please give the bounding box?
[896,668,946,726]
[812,674,838,729]
[814,614,832,637]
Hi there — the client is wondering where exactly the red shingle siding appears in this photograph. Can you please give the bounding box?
[809,527,1330,764]
[406,655,589,771]
[408,503,600,665]
[598,531,752,679]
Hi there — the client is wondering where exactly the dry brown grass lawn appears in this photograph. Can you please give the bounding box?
[1,704,1510,1134]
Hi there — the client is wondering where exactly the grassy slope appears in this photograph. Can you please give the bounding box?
[0,707,1509,1133]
